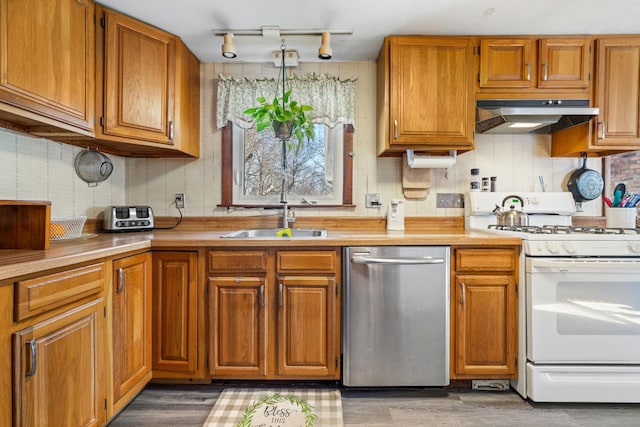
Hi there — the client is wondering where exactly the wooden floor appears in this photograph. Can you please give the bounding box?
[108,383,640,426]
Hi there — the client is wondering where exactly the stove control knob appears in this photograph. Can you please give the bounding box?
[563,242,577,254]
[545,242,560,254]
[630,242,640,254]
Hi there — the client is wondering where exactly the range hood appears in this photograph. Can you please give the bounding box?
[476,99,599,134]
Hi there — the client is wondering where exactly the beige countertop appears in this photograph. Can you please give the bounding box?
[0,228,521,282]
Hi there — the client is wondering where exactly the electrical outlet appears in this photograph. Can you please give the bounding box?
[365,193,382,208]
[175,193,185,209]
[436,193,464,208]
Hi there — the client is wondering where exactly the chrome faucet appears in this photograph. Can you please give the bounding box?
[280,178,296,229]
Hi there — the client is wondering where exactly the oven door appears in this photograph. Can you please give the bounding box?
[526,257,640,363]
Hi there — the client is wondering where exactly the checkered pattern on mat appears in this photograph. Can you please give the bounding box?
[203,388,343,427]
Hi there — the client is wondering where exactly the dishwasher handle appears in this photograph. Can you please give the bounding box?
[351,255,445,265]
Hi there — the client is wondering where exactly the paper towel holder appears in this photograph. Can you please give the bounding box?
[406,149,457,169]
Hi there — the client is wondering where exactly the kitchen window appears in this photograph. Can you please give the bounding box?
[216,73,356,207]
[220,123,353,207]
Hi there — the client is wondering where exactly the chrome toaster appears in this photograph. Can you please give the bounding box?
[103,206,154,231]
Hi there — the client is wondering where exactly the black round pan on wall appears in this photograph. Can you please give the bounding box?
[566,152,604,202]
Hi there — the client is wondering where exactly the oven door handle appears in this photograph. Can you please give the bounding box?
[531,259,640,273]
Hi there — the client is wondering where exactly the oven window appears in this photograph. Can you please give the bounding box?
[553,280,640,335]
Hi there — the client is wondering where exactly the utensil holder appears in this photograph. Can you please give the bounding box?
[605,207,637,229]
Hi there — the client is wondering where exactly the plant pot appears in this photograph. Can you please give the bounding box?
[272,120,293,140]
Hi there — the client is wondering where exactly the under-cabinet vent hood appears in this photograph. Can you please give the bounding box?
[476,99,599,134]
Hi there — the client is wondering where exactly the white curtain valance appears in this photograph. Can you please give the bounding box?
[216,73,357,130]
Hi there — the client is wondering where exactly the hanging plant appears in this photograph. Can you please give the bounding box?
[243,89,315,152]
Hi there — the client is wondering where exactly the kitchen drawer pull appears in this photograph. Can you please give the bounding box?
[169,121,175,140]
[26,339,36,377]
[461,282,466,305]
[259,284,265,308]
[278,283,283,307]
[393,120,398,139]
[352,256,444,265]
[599,121,606,139]
[526,63,531,81]
[542,63,548,81]
[117,267,124,293]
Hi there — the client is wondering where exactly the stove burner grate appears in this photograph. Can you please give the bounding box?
[488,224,639,235]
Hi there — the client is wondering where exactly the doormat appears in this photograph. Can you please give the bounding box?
[203,388,343,427]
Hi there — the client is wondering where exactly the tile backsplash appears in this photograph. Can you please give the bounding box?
[0,60,603,221]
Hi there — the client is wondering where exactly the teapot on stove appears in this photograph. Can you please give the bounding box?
[492,195,529,227]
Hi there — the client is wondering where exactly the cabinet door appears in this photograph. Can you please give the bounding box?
[0,0,94,132]
[389,37,474,147]
[276,276,338,378]
[152,251,200,376]
[538,38,591,88]
[112,253,152,406]
[208,276,267,377]
[594,37,640,147]
[454,274,517,377]
[102,9,175,144]
[13,299,105,427]
[479,38,533,88]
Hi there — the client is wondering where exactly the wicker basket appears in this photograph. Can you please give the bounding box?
[50,216,87,240]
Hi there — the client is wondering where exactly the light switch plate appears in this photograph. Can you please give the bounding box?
[436,193,464,208]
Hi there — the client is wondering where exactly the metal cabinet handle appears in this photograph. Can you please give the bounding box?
[278,283,283,307]
[117,267,124,293]
[542,63,548,81]
[393,119,398,139]
[461,282,466,305]
[599,121,606,139]
[26,339,36,377]
[259,284,265,308]
[526,63,531,81]
[169,121,174,140]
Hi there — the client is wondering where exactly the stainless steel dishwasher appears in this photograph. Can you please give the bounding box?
[343,246,450,387]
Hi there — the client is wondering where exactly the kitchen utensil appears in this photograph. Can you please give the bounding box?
[566,152,604,202]
[74,148,113,187]
[492,195,529,226]
[612,183,626,207]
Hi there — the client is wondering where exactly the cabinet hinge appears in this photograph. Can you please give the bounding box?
[335,356,339,368]
[477,72,480,82]
[103,307,107,318]
[100,17,105,28]
[515,282,518,293]
[477,45,480,55]
[104,398,107,410]
[100,117,104,127]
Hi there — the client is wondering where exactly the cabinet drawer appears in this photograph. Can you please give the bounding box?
[455,249,516,272]
[208,250,267,273]
[277,251,337,273]
[15,263,105,321]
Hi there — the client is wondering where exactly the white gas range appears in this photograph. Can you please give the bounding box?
[466,192,640,403]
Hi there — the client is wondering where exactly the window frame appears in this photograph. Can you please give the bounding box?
[220,123,354,208]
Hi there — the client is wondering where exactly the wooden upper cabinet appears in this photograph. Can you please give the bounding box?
[0,0,95,134]
[377,36,475,155]
[479,38,534,88]
[94,6,200,158]
[538,38,591,88]
[100,9,175,145]
[551,37,640,156]
[478,36,592,95]
[594,37,640,145]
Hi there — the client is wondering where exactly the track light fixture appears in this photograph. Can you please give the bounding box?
[213,26,352,59]
[318,32,332,60]
[221,33,236,58]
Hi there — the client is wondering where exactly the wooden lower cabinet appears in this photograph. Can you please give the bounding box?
[13,298,106,427]
[451,247,518,379]
[152,251,202,379]
[207,249,340,380]
[111,252,152,413]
